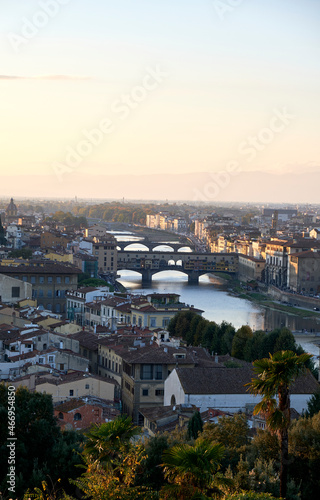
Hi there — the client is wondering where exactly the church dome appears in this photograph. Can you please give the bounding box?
[6,198,18,216]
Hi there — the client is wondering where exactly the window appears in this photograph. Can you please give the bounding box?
[32,290,37,299]
[11,287,20,298]
[69,390,74,396]
[65,276,70,284]
[155,365,162,380]
[58,412,64,420]
[22,276,27,282]
[140,364,153,380]
[31,276,36,284]
[39,358,44,364]
[48,276,53,283]
[38,290,44,298]
[47,290,52,298]
[142,389,149,396]
[56,276,61,284]
[48,356,54,363]
[150,317,156,327]
[39,276,45,284]
[85,384,90,389]
[74,412,82,421]
[155,389,164,396]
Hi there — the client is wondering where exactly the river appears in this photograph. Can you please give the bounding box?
[114,237,320,359]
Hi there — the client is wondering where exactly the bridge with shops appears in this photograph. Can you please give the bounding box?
[117,250,237,285]
[116,237,195,253]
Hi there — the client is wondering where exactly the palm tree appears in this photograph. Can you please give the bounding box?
[83,415,141,463]
[246,350,312,499]
[161,439,232,499]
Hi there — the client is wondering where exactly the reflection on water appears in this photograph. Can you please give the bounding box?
[117,270,320,335]
[114,236,144,242]
[108,231,135,235]
[118,270,265,330]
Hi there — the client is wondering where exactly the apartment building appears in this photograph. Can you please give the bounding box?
[288,251,320,293]
[238,255,266,282]
[0,261,81,314]
[66,286,111,325]
[79,235,118,274]
[264,239,292,287]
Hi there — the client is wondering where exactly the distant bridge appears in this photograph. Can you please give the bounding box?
[117,250,237,285]
[116,237,195,253]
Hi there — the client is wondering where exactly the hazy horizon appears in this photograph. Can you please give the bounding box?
[1,1,319,201]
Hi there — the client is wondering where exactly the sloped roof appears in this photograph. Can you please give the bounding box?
[175,366,319,395]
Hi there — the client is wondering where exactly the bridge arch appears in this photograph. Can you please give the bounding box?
[152,269,189,280]
[122,243,150,251]
[152,244,175,252]
[177,246,192,253]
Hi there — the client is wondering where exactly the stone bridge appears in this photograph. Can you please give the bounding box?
[116,237,194,253]
[117,250,238,285]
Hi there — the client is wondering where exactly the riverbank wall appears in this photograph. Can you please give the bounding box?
[268,285,320,310]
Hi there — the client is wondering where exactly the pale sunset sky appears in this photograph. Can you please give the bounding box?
[0,0,319,200]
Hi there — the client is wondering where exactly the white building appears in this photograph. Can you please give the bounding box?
[0,274,32,304]
[164,365,319,415]
[66,286,111,325]
[5,224,24,249]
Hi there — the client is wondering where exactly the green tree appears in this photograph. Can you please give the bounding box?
[137,435,170,491]
[0,385,82,498]
[243,331,266,362]
[83,415,141,463]
[201,414,248,452]
[288,412,320,499]
[248,429,280,464]
[231,326,253,359]
[168,310,198,340]
[77,416,155,500]
[187,411,203,440]
[273,328,296,353]
[246,350,312,499]
[200,414,249,469]
[161,439,232,499]
[75,446,155,500]
[8,247,33,259]
[305,390,320,418]
[202,321,218,351]
[219,322,236,355]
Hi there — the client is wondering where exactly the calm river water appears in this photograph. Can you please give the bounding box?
[115,237,320,358]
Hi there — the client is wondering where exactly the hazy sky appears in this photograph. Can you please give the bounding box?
[0,0,319,199]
